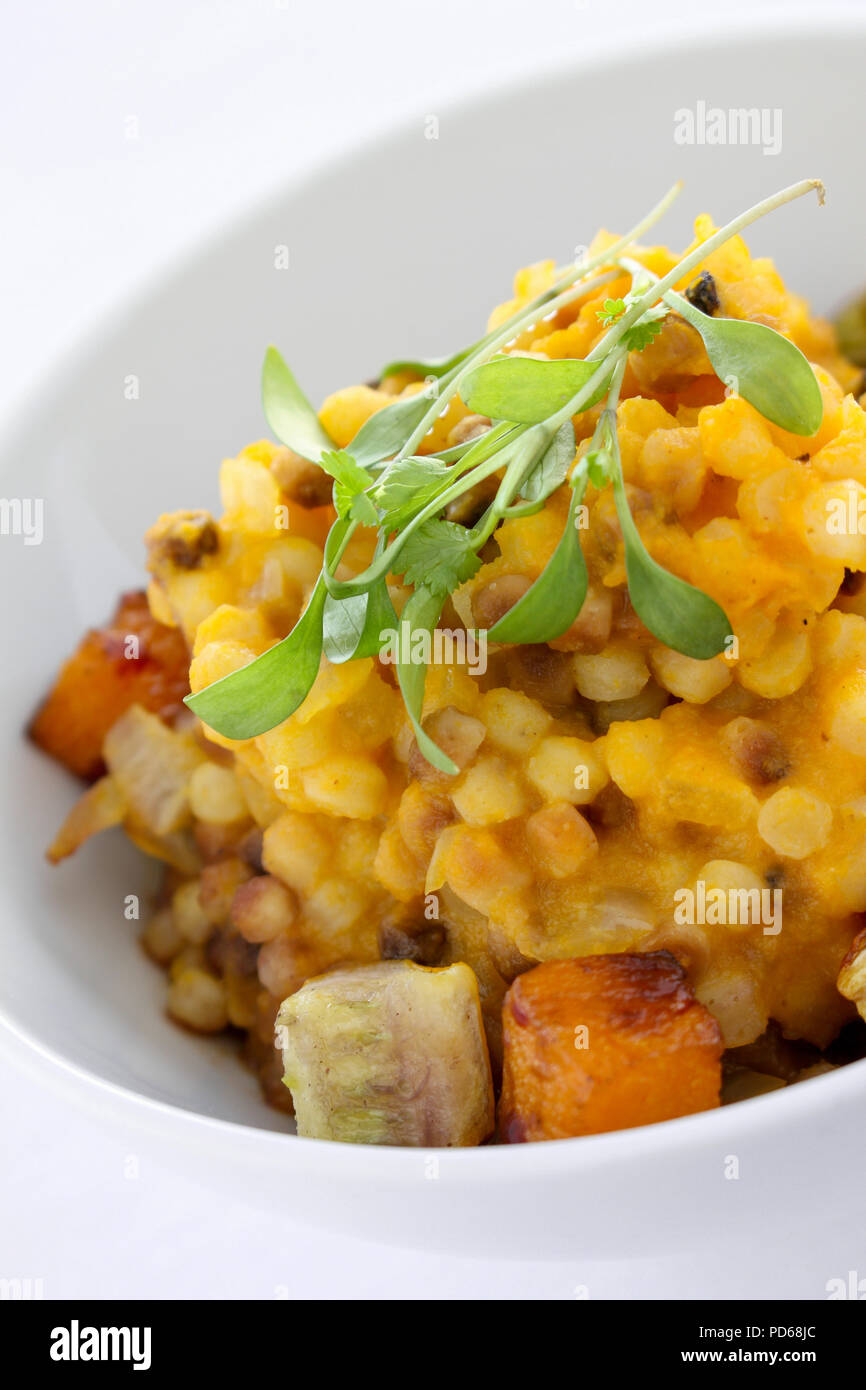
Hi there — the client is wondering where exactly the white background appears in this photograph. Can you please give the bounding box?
[2,0,863,1300]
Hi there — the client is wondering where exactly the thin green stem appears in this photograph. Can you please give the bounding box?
[397,270,617,458]
[606,356,636,517]
[395,182,683,459]
[538,181,822,442]
[325,518,358,572]
[589,179,823,361]
[604,353,629,419]
[323,422,522,595]
[545,346,628,435]
[324,181,823,601]
[501,497,546,519]
[323,447,519,597]
[468,428,549,547]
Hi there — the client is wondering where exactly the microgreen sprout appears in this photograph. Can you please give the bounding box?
[187,179,826,768]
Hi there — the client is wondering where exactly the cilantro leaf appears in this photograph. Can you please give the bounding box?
[374,455,451,531]
[398,519,482,597]
[599,291,668,351]
[585,446,613,489]
[319,449,378,525]
[597,297,626,326]
[191,180,823,764]
[623,316,667,351]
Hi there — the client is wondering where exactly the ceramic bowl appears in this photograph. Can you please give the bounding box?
[3,15,865,1256]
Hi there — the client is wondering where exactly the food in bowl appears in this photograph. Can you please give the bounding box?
[32,178,866,1145]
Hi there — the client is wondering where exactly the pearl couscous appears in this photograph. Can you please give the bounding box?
[34,204,866,1143]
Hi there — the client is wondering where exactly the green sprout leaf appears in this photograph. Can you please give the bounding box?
[488,476,589,644]
[585,444,614,489]
[379,346,474,380]
[599,294,667,351]
[612,472,731,658]
[374,455,452,531]
[185,577,328,739]
[518,421,576,505]
[262,346,336,464]
[461,355,610,424]
[347,390,437,469]
[395,586,457,775]
[666,290,823,436]
[319,450,378,525]
[597,297,627,326]
[189,181,824,759]
[398,518,482,597]
[323,577,398,663]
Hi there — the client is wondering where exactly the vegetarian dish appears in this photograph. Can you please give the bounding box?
[32,179,866,1146]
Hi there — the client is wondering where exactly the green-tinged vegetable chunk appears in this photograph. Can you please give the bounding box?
[276,960,495,1146]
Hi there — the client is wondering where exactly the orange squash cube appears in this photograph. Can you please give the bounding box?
[29,590,190,781]
[499,952,722,1141]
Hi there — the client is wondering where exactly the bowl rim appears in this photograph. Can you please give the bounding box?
[5,998,865,1178]
[3,2,865,435]
[4,6,866,1173]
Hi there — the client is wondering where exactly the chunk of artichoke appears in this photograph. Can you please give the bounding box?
[276,960,494,1146]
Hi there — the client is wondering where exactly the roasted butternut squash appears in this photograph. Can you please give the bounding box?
[499,952,723,1141]
[30,590,190,780]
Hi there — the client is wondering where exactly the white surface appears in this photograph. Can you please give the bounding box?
[2,1025,859,1299]
[3,0,866,1300]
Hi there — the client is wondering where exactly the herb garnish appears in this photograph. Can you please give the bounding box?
[187,180,826,767]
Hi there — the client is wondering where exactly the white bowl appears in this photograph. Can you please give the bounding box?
[4,15,866,1259]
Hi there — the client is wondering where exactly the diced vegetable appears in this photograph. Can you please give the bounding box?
[276,960,495,1145]
[46,775,127,863]
[103,705,205,836]
[123,820,201,875]
[29,590,190,780]
[499,952,722,1141]
[837,926,866,1020]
